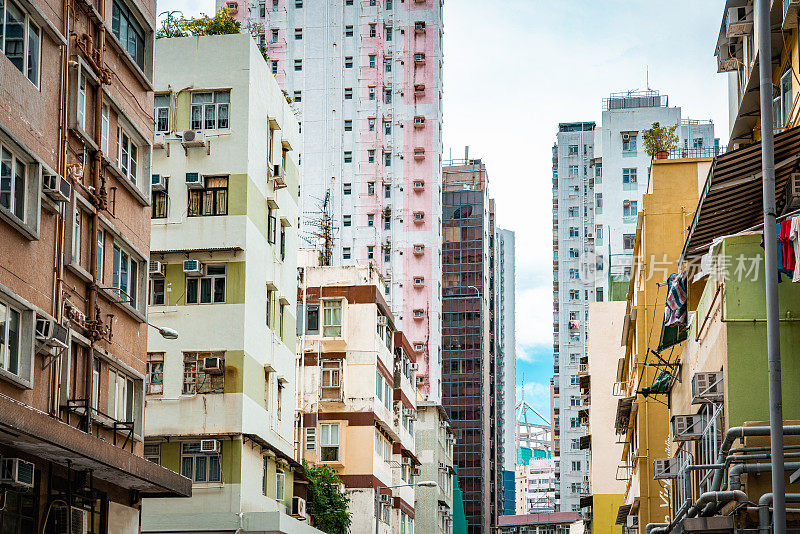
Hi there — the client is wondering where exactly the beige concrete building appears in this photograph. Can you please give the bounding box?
[416,401,457,534]
[584,302,627,534]
[297,261,421,534]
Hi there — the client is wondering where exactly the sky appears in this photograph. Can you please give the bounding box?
[155,0,730,419]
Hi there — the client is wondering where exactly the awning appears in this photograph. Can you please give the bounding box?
[0,395,191,498]
[682,126,800,261]
[615,504,632,525]
[614,397,635,434]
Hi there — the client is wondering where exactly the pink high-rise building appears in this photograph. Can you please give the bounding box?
[219,0,444,403]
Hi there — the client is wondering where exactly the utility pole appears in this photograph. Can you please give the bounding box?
[756,1,786,533]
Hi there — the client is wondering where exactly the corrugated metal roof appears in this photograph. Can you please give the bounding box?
[682,126,800,261]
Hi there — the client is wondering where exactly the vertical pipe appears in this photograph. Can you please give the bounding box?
[756,1,786,533]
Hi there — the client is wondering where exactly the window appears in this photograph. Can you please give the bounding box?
[568,207,578,217]
[569,227,579,238]
[623,200,638,217]
[344,120,352,131]
[294,27,302,39]
[568,145,578,156]
[595,162,602,180]
[112,244,140,309]
[623,234,635,250]
[569,290,580,301]
[367,245,375,259]
[294,0,302,7]
[384,89,391,103]
[190,91,230,130]
[321,359,342,400]
[367,214,375,227]
[305,427,316,450]
[345,56,353,68]
[369,23,376,37]
[367,182,375,195]
[596,287,604,302]
[110,1,146,70]
[146,353,164,394]
[97,228,104,282]
[342,247,351,259]
[385,28,392,41]
[345,25,353,37]
[276,469,285,501]
[0,300,22,378]
[368,149,375,163]
[293,90,301,102]
[569,269,579,279]
[368,86,375,100]
[188,176,228,216]
[384,185,391,199]
[183,352,224,394]
[294,59,302,71]
[622,134,637,153]
[369,54,376,68]
[343,183,352,195]
[622,168,637,184]
[108,367,135,423]
[320,423,340,461]
[91,358,100,410]
[384,58,392,72]
[117,128,139,184]
[101,105,110,154]
[569,248,578,258]
[271,60,278,75]
[384,121,391,135]
[568,165,578,176]
[368,118,375,131]
[572,461,581,471]
[268,206,277,244]
[77,73,87,130]
[154,94,170,132]
[384,152,391,166]
[72,208,82,265]
[322,299,342,337]
[343,151,352,163]
[305,304,320,334]
[186,264,226,304]
[595,193,602,209]
[181,442,221,483]
[344,87,354,101]
[152,178,168,219]
[149,277,165,305]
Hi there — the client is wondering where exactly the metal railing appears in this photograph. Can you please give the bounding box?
[660,146,726,160]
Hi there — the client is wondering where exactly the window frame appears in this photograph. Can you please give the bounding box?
[111,0,146,71]
[112,242,143,312]
[182,351,225,394]
[320,423,340,462]
[181,441,222,483]
[0,0,41,86]
[322,299,343,337]
[190,91,231,131]
[146,352,164,395]
[185,264,226,305]
[188,176,228,217]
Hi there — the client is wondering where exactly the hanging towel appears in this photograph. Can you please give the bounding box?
[792,216,800,283]
[664,272,688,327]
[782,219,796,271]
[762,222,793,282]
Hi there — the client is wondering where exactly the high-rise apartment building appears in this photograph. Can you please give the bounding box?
[495,227,517,516]
[140,34,320,534]
[222,0,445,405]
[441,157,505,532]
[552,94,717,512]
[296,260,421,534]
[594,91,717,301]
[0,0,191,530]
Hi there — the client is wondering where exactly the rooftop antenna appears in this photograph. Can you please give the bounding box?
[305,189,334,266]
[646,65,650,91]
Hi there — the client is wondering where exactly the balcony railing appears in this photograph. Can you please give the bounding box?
[658,146,726,160]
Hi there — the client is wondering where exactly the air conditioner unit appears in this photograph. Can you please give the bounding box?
[783,173,800,214]
[200,439,221,453]
[70,507,89,534]
[291,496,306,519]
[149,261,165,277]
[202,356,223,374]
[151,174,167,192]
[413,244,425,254]
[622,133,630,142]
[671,414,704,441]
[379,494,393,504]
[409,362,419,371]
[653,458,680,480]
[181,130,207,148]
[415,376,424,384]
[413,180,425,190]
[414,53,425,63]
[185,172,205,189]
[183,259,204,276]
[414,21,426,32]
[43,174,71,203]
[692,372,723,403]
[273,164,286,187]
[377,315,388,326]
[35,317,69,349]
[153,132,166,149]
[0,458,35,488]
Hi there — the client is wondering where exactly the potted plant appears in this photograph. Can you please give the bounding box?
[642,122,679,160]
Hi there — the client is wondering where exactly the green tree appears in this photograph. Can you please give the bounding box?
[303,460,351,534]
[642,121,680,158]
[156,8,241,39]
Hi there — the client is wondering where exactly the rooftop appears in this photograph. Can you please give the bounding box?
[603,89,669,111]
[558,122,596,133]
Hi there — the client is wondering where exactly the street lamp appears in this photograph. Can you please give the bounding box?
[147,322,179,340]
[374,481,437,534]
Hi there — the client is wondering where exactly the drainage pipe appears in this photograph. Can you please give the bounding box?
[758,494,800,534]
[686,491,748,519]
[645,523,669,534]
[729,462,800,491]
